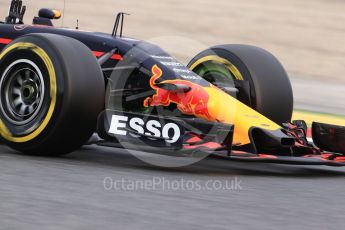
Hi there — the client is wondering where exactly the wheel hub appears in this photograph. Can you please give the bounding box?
[21,80,39,104]
[0,60,45,125]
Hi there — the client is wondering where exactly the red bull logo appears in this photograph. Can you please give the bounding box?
[144,65,213,121]
[143,65,282,146]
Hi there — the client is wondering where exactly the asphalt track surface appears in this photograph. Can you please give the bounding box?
[1,135,345,230]
[1,80,345,230]
[2,78,345,230]
[291,78,345,116]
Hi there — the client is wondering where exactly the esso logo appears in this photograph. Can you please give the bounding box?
[108,115,181,144]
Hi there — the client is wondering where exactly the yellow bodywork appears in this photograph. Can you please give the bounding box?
[145,64,282,145]
[189,55,282,145]
[199,85,281,145]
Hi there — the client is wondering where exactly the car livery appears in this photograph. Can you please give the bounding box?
[0,0,345,167]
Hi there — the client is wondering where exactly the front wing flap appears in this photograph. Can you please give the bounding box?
[213,150,345,166]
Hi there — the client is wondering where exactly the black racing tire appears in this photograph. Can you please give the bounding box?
[0,33,105,155]
[187,44,293,125]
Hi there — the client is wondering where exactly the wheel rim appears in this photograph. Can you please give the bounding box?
[192,61,239,95]
[190,58,254,106]
[0,59,45,125]
[193,61,235,83]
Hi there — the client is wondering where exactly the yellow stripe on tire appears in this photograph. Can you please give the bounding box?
[0,42,57,143]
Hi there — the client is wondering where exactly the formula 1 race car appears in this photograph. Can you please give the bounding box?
[1,0,345,166]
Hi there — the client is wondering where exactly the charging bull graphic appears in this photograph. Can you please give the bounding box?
[143,64,256,145]
[144,65,214,121]
[143,64,284,145]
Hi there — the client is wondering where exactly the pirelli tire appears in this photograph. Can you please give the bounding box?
[188,44,293,125]
[0,33,105,155]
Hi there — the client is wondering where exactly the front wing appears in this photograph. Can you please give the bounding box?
[96,110,345,167]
